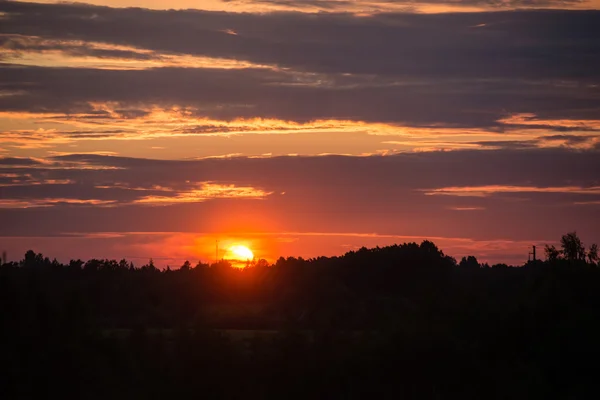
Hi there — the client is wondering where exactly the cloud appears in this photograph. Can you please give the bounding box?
[0,3,599,133]
[17,0,593,14]
[236,0,587,13]
[0,175,75,187]
[0,156,45,166]
[0,197,117,208]
[2,106,599,160]
[447,206,486,210]
[1,65,599,131]
[0,180,272,207]
[422,184,600,197]
[37,148,599,190]
[1,3,599,80]
[0,149,598,246]
[133,182,273,205]
[498,113,600,131]
[0,34,278,70]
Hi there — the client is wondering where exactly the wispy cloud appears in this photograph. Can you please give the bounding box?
[498,113,600,131]
[0,198,117,208]
[23,0,592,14]
[423,185,600,197]
[134,182,273,205]
[3,105,599,160]
[447,206,486,211]
[0,34,279,70]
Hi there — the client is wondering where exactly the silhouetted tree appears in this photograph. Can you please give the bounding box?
[560,231,586,261]
[254,259,269,268]
[459,255,480,269]
[68,259,84,271]
[22,249,47,268]
[141,258,158,272]
[84,258,102,271]
[544,244,561,261]
[119,258,129,270]
[420,240,441,256]
[588,243,599,265]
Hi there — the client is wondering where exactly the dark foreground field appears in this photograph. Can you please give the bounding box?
[2,240,600,399]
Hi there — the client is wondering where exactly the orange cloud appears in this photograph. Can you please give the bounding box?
[498,113,600,131]
[423,185,600,197]
[0,177,75,187]
[2,106,599,160]
[134,182,273,205]
[24,0,600,14]
[0,198,117,208]
[447,206,486,211]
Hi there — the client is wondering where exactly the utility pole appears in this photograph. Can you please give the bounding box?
[528,245,536,262]
[215,240,219,263]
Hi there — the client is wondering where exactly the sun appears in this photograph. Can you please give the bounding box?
[229,245,254,260]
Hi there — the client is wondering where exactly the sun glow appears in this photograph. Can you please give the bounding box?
[228,245,254,261]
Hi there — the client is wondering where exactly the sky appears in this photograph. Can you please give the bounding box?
[0,0,599,266]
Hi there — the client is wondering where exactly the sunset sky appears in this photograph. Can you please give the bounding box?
[1,0,599,266]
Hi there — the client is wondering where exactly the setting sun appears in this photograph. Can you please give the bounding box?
[228,245,254,260]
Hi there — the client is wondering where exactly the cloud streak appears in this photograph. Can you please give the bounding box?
[423,185,600,197]
[21,0,597,13]
[133,182,273,205]
[1,3,599,80]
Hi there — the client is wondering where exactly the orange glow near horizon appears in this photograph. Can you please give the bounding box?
[24,0,600,14]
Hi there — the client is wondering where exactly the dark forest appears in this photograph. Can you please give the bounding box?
[1,232,599,399]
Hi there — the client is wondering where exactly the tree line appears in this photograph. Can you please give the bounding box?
[1,232,599,399]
